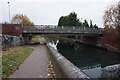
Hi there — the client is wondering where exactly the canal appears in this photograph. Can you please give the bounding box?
[45,36,120,78]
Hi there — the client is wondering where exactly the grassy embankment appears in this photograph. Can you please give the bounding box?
[31,36,46,43]
[2,46,33,78]
[106,40,120,53]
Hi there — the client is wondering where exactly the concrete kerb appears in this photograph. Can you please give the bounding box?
[47,44,90,79]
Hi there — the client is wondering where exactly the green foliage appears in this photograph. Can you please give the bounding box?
[58,12,79,26]
[90,20,93,28]
[82,19,89,27]
[2,46,33,78]
[94,24,98,28]
[58,12,98,28]
[58,16,69,26]
[68,12,79,26]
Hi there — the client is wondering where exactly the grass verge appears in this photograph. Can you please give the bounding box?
[2,46,33,78]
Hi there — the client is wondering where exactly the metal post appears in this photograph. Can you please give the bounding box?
[7,2,10,23]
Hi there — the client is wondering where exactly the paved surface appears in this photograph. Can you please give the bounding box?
[10,45,49,78]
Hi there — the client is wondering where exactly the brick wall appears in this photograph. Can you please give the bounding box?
[101,32,118,45]
[80,36,99,45]
[2,24,23,37]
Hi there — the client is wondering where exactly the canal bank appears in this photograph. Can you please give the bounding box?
[48,36,120,53]
[105,44,120,53]
[47,43,90,78]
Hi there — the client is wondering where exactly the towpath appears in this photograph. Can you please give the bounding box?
[10,45,49,78]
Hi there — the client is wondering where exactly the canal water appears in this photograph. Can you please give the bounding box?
[45,37,120,78]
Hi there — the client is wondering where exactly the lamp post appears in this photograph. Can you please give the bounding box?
[7,2,10,23]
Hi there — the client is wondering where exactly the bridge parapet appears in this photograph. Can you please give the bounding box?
[23,25,103,34]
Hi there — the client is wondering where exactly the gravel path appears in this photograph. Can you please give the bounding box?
[10,45,49,78]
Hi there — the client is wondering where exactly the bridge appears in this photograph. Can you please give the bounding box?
[2,24,118,51]
[1,24,105,46]
[23,25,103,36]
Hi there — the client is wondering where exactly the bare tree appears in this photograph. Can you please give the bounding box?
[103,1,120,49]
[103,2,120,32]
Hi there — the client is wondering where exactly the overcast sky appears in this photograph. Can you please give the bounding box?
[0,0,119,27]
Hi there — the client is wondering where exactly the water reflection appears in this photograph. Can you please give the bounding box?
[47,38,120,78]
[48,40,59,50]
